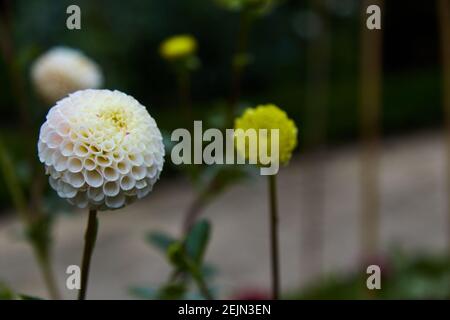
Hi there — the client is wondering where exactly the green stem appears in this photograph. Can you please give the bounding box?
[182,188,210,235]
[0,138,60,299]
[34,250,60,300]
[177,70,193,126]
[1,3,59,299]
[0,138,29,223]
[268,175,280,300]
[228,10,252,126]
[187,262,213,300]
[438,0,450,253]
[78,209,99,300]
[359,0,383,262]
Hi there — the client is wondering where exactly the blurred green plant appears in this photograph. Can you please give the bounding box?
[159,34,200,125]
[293,251,450,299]
[0,282,44,300]
[0,2,60,299]
[130,219,216,300]
[0,137,59,299]
[164,0,281,236]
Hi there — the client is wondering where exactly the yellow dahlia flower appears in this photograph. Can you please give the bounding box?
[37,89,165,210]
[31,47,103,104]
[159,35,197,61]
[234,104,298,166]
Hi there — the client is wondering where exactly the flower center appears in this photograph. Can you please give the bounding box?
[98,108,128,131]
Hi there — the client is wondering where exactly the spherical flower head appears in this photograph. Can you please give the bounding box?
[37,89,165,210]
[234,104,298,166]
[31,47,103,104]
[159,35,197,61]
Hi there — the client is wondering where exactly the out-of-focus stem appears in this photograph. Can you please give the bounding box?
[78,209,99,300]
[177,70,193,125]
[300,0,330,280]
[359,0,383,262]
[268,175,280,300]
[0,0,34,152]
[0,137,60,299]
[183,10,253,235]
[0,0,43,213]
[0,137,30,224]
[182,192,208,235]
[0,1,59,299]
[185,260,213,300]
[34,249,60,300]
[228,11,252,126]
[438,0,450,252]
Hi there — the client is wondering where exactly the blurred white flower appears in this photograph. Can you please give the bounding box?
[38,89,165,210]
[31,47,103,104]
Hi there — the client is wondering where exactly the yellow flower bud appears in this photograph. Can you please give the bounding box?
[159,35,197,61]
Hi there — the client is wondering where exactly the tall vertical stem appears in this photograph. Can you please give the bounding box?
[177,70,193,125]
[228,11,252,125]
[0,138,60,299]
[268,175,280,299]
[78,209,99,300]
[359,0,383,263]
[35,250,60,300]
[301,0,330,280]
[438,0,450,252]
[0,1,58,299]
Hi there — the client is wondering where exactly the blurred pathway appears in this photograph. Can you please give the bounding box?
[0,131,447,299]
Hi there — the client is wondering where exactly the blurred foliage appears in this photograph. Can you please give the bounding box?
[0,282,44,300]
[292,251,450,299]
[0,283,16,300]
[130,219,217,300]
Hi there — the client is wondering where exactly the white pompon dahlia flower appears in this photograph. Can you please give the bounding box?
[37,89,165,210]
[31,47,103,104]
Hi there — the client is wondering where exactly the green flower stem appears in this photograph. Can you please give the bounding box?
[438,0,450,252]
[1,4,59,299]
[78,209,99,300]
[182,189,210,234]
[359,0,383,261]
[35,250,60,300]
[0,138,29,223]
[0,1,34,162]
[185,260,213,300]
[177,70,193,126]
[0,138,60,299]
[228,10,252,126]
[268,174,280,300]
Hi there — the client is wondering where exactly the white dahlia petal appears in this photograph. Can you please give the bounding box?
[38,89,165,210]
[31,47,103,104]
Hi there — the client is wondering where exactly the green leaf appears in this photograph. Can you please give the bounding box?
[146,231,176,253]
[185,219,211,264]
